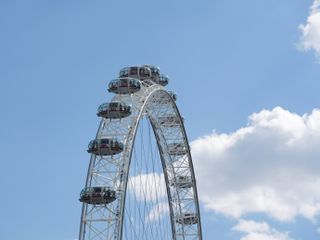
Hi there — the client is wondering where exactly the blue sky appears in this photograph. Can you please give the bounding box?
[1,0,320,239]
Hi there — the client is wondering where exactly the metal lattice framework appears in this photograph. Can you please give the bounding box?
[79,66,202,240]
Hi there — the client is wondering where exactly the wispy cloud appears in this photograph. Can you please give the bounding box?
[191,107,320,221]
[233,219,293,240]
[146,202,169,222]
[297,0,320,61]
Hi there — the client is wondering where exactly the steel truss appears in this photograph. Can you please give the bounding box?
[79,76,202,240]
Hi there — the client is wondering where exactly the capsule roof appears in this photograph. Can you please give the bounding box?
[113,65,171,88]
[143,64,160,73]
[119,66,152,80]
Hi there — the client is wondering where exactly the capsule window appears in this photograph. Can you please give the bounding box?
[120,68,129,77]
[129,67,138,75]
[100,139,109,144]
[151,67,159,75]
[139,67,150,77]
[118,79,125,85]
[109,102,119,108]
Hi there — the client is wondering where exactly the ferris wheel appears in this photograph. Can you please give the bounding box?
[78,65,202,240]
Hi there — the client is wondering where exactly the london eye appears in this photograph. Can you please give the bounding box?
[79,65,202,240]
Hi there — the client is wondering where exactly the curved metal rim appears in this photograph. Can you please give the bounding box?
[79,84,202,240]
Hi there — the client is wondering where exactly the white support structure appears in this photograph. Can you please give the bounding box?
[79,66,202,240]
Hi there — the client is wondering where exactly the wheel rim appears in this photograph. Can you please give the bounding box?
[79,69,202,240]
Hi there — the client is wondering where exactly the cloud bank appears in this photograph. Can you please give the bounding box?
[297,0,320,60]
[191,107,320,221]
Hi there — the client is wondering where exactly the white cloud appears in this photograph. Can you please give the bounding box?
[191,107,320,221]
[233,219,271,233]
[297,0,320,60]
[233,219,293,240]
[127,173,166,202]
[146,202,169,222]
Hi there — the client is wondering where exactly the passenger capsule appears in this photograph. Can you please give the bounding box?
[143,65,160,82]
[87,138,124,156]
[176,213,198,225]
[168,143,188,156]
[108,78,141,94]
[159,115,182,127]
[119,66,152,81]
[157,74,169,86]
[168,91,177,101]
[79,187,116,205]
[171,176,192,188]
[97,102,131,119]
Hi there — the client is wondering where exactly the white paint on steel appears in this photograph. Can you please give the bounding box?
[79,75,202,240]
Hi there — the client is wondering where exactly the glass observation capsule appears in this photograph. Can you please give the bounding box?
[167,143,188,156]
[176,213,198,225]
[159,115,183,127]
[171,175,192,188]
[157,74,169,86]
[119,66,152,81]
[87,138,124,156]
[108,78,141,94]
[79,187,116,205]
[97,102,131,119]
